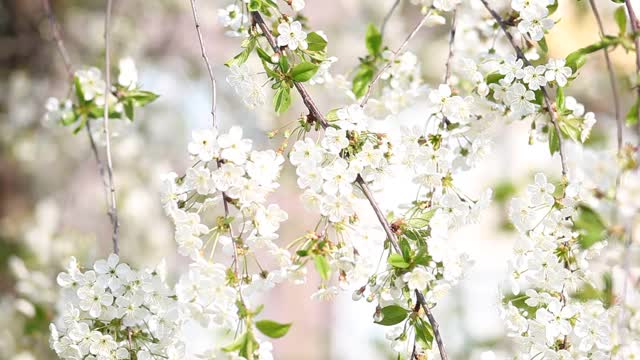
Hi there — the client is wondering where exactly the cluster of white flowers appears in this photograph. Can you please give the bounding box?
[218,4,249,37]
[44,58,151,139]
[161,126,294,358]
[503,174,614,358]
[512,0,556,41]
[50,255,184,360]
[226,64,266,109]
[290,106,391,223]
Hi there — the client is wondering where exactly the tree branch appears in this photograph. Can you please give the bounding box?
[41,0,73,79]
[443,9,457,85]
[588,0,622,151]
[189,0,218,127]
[42,0,115,248]
[479,0,568,177]
[360,9,432,108]
[380,0,401,40]
[415,289,448,360]
[251,11,448,359]
[103,0,120,254]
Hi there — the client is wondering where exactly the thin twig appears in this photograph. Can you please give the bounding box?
[415,289,448,360]
[251,11,448,360]
[103,0,120,254]
[42,0,73,79]
[443,9,457,85]
[380,0,401,40]
[360,10,432,108]
[42,0,114,244]
[356,175,401,253]
[479,0,568,177]
[624,0,640,135]
[189,0,218,127]
[588,0,622,151]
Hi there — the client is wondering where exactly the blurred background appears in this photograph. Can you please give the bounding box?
[0,0,638,359]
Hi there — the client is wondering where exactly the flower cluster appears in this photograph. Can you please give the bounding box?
[503,174,614,358]
[50,255,183,360]
[161,126,294,358]
[512,0,556,41]
[44,58,158,136]
[290,106,392,223]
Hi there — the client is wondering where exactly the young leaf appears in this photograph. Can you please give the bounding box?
[375,305,409,326]
[387,253,410,269]
[548,127,560,155]
[414,318,434,349]
[538,36,548,53]
[626,99,639,126]
[222,332,248,352]
[124,100,134,121]
[290,62,319,82]
[352,65,374,99]
[255,320,292,339]
[273,87,291,114]
[307,32,328,52]
[365,23,382,56]
[565,51,587,73]
[614,6,627,35]
[313,254,331,281]
[574,204,607,249]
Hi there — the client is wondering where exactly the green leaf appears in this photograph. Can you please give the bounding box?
[375,305,409,326]
[547,0,559,14]
[574,204,607,249]
[290,62,319,82]
[325,108,341,121]
[548,127,560,155]
[626,99,639,126]
[414,318,434,349]
[406,209,436,229]
[273,87,291,114]
[225,38,257,67]
[222,332,248,352]
[307,32,328,52]
[256,47,274,63]
[538,36,548,53]
[387,253,410,269]
[279,55,290,73]
[485,72,504,84]
[73,76,86,104]
[352,65,374,99]
[555,87,565,111]
[365,23,382,56]
[313,255,331,281]
[124,100,134,121]
[248,0,261,11]
[127,90,159,106]
[614,6,627,35]
[565,51,587,73]
[255,320,292,338]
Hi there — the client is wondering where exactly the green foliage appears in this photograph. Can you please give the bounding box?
[313,254,331,281]
[306,32,328,52]
[388,253,410,269]
[414,318,434,349]
[614,6,627,35]
[365,23,382,56]
[626,99,638,126]
[290,62,319,82]
[375,305,409,326]
[273,86,292,114]
[255,320,292,338]
[574,204,607,249]
[352,65,375,99]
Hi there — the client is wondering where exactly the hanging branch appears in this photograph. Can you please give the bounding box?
[42,0,115,246]
[41,0,73,79]
[189,0,218,127]
[187,0,242,279]
[443,9,457,85]
[624,0,640,134]
[251,11,448,360]
[360,10,432,108]
[103,0,120,254]
[588,0,622,151]
[380,0,401,40]
[479,0,568,177]
[415,290,448,360]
